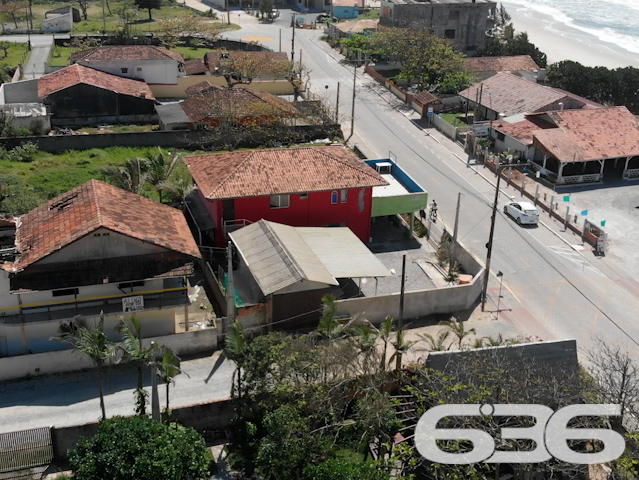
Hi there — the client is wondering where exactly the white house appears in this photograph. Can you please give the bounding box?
[0,180,202,356]
[70,45,186,86]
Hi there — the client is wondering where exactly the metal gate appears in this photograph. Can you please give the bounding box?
[0,427,53,480]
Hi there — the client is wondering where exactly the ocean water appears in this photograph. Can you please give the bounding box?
[499,0,639,57]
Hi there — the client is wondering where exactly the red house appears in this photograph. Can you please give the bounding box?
[185,146,388,246]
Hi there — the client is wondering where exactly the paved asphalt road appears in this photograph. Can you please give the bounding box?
[3,9,639,432]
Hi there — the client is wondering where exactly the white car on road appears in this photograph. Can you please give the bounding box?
[503,201,539,226]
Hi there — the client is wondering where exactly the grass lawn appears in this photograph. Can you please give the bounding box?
[357,9,380,19]
[49,44,213,66]
[29,1,236,35]
[0,146,198,213]
[440,112,468,127]
[0,42,30,69]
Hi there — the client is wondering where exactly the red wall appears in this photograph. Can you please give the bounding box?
[211,188,373,246]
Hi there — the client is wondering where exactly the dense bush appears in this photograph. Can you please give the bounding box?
[302,458,389,480]
[68,416,213,480]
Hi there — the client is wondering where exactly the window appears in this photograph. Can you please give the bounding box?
[444,29,456,39]
[52,288,79,297]
[496,132,505,141]
[121,67,129,74]
[270,194,290,209]
[300,193,308,200]
[340,189,348,203]
[331,191,338,204]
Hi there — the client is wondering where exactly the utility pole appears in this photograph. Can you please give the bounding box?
[226,0,231,24]
[449,192,461,276]
[399,254,406,331]
[335,81,340,123]
[299,48,303,69]
[481,162,518,311]
[101,0,106,33]
[346,63,356,141]
[291,13,295,62]
[150,342,160,421]
[279,29,282,52]
[226,242,235,323]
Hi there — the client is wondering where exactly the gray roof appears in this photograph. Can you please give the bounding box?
[230,220,391,296]
[229,220,338,296]
[297,227,390,278]
[155,103,189,125]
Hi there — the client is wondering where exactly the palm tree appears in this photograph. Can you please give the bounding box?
[314,294,351,340]
[117,315,158,415]
[389,330,418,372]
[158,168,195,205]
[156,347,186,422]
[101,157,149,194]
[52,314,115,420]
[351,322,379,376]
[146,149,182,203]
[440,317,476,350]
[378,315,394,374]
[224,321,247,399]
[421,330,452,352]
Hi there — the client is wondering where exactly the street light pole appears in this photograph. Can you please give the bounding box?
[480,161,518,311]
[291,13,295,62]
[495,271,504,320]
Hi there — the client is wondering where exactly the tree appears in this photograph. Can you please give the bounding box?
[145,149,181,203]
[378,315,394,373]
[134,0,160,21]
[302,458,389,480]
[52,314,115,420]
[101,157,149,194]
[116,315,159,416]
[420,330,451,352]
[224,321,248,399]
[157,167,194,205]
[0,2,26,29]
[259,0,273,20]
[440,317,475,349]
[156,17,222,49]
[76,0,90,20]
[585,339,639,431]
[389,329,417,371]
[68,416,212,480]
[368,27,474,92]
[156,347,183,422]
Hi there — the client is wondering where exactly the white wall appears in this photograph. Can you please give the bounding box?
[0,327,217,381]
[39,228,166,264]
[78,60,179,85]
[1,79,39,104]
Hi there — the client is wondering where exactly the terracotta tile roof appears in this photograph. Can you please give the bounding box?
[413,90,439,106]
[38,64,156,100]
[71,45,185,64]
[492,116,555,146]
[335,18,379,33]
[204,51,290,76]
[184,58,208,75]
[184,80,223,96]
[532,106,639,162]
[8,179,200,272]
[465,55,539,73]
[459,72,575,117]
[179,87,298,122]
[185,146,389,200]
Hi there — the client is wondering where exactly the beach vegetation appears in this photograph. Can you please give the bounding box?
[547,60,639,114]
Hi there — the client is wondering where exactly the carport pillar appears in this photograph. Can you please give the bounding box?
[557,163,565,184]
[408,211,415,238]
[624,156,631,176]
[542,154,549,170]
[599,159,605,180]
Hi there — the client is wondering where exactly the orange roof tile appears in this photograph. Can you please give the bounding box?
[413,90,439,106]
[465,55,539,73]
[180,87,298,122]
[71,45,185,64]
[459,72,576,117]
[186,146,388,200]
[533,106,639,162]
[492,116,555,146]
[204,51,290,76]
[38,64,155,100]
[9,179,200,271]
[184,80,223,96]
[184,58,208,75]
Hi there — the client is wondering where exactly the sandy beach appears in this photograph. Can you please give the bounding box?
[500,0,639,69]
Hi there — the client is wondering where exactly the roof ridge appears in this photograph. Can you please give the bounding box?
[208,151,256,198]
[318,146,384,181]
[90,179,105,227]
[261,221,304,282]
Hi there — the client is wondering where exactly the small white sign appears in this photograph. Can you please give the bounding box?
[427,107,434,117]
[472,122,491,136]
[122,295,144,313]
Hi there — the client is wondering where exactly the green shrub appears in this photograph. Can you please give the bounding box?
[8,142,38,162]
[68,416,212,480]
[302,458,389,480]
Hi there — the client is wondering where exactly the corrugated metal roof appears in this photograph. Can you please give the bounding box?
[229,221,337,296]
[297,227,390,278]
